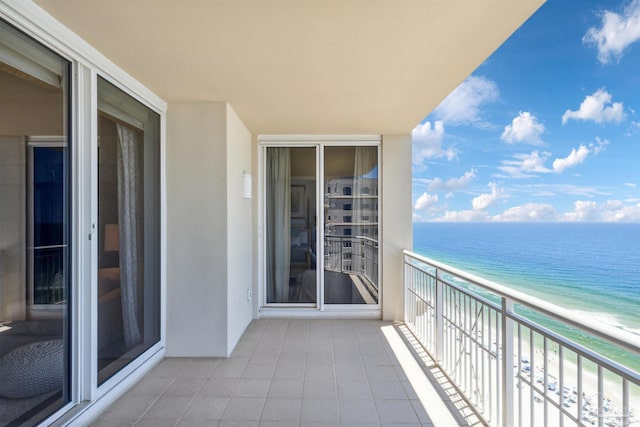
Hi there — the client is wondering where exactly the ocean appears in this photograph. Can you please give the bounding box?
[412,222,640,370]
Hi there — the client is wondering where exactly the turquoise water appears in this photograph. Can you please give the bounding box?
[413,222,640,369]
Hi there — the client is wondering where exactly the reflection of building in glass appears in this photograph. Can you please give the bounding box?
[324,176,378,290]
[324,177,378,239]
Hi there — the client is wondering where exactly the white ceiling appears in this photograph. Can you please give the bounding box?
[34,0,544,135]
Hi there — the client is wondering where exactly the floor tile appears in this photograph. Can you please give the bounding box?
[305,362,335,379]
[213,359,248,378]
[334,362,367,380]
[336,380,371,399]
[221,397,265,421]
[235,379,271,397]
[369,381,408,400]
[101,394,158,419]
[141,396,192,420]
[268,379,304,398]
[301,398,339,422]
[91,418,138,427]
[303,379,337,399]
[128,376,174,396]
[134,419,179,427]
[260,397,302,421]
[177,421,219,427]
[164,377,206,397]
[273,361,305,379]
[375,399,420,423]
[242,363,276,379]
[181,396,229,421]
[338,399,379,423]
[199,378,239,397]
[179,359,220,378]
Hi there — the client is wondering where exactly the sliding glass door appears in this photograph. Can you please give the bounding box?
[96,77,160,384]
[0,19,70,426]
[324,146,379,305]
[263,141,379,310]
[265,147,317,304]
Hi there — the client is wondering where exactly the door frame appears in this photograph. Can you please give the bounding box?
[258,135,382,318]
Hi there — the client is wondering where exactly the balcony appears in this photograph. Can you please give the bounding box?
[94,250,639,427]
[93,319,473,426]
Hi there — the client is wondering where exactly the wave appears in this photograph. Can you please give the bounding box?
[568,309,640,337]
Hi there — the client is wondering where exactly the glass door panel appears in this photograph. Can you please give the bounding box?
[323,146,378,305]
[97,77,160,384]
[265,147,317,304]
[0,19,70,426]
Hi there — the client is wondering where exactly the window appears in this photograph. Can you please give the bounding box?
[343,203,352,211]
[343,186,352,196]
[343,215,352,223]
[343,228,352,236]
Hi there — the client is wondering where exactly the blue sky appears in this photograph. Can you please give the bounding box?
[412,0,640,222]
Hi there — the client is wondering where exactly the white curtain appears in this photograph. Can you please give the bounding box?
[116,123,142,347]
[266,148,291,303]
[353,146,377,238]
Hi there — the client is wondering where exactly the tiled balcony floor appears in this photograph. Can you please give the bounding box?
[93,319,477,427]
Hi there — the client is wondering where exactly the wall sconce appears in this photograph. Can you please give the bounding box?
[242,171,252,199]
[104,224,119,252]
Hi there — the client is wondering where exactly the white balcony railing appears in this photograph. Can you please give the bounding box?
[403,250,640,427]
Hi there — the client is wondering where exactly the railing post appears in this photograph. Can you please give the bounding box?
[403,254,407,323]
[501,297,515,427]
[435,268,444,364]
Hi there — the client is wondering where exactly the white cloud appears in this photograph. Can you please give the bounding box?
[492,203,558,222]
[501,112,546,145]
[472,182,504,210]
[414,192,439,211]
[433,76,499,127]
[428,169,477,192]
[583,0,640,64]
[433,210,490,222]
[515,183,609,198]
[496,151,552,179]
[562,200,640,222]
[562,89,626,125]
[411,121,456,165]
[552,145,591,173]
[625,182,637,188]
[427,199,640,223]
[590,136,610,154]
[445,192,454,199]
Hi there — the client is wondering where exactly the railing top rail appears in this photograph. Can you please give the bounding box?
[403,249,640,355]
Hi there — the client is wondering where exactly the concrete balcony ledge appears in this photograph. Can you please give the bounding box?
[93,319,478,427]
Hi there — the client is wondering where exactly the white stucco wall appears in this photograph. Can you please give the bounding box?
[381,134,412,321]
[225,104,253,354]
[166,102,229,357]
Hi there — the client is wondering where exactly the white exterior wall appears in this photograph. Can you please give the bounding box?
[166,102,229,356]
[166,102,253,357]
[381,134,412,321]
[225,104,253,353]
